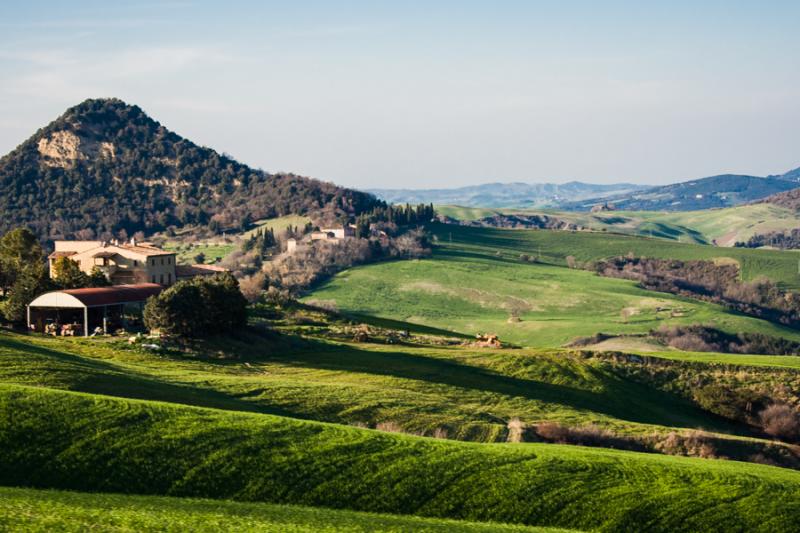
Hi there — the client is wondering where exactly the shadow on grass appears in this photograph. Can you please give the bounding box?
[0,335,296,418]
[260,337,746,434]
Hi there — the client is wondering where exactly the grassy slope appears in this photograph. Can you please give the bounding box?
[0,330,744,439]
[428,223,800,288]
[305,227,800,348]
[4,384,800,532]
[243,214,311,238]
[436,204,800,247]
[0,487,556,533]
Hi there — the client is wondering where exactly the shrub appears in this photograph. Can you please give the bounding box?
[760,404,800,442]
[143,274,247,337]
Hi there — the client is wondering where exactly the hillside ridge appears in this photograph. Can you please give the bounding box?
[0,98,380,241]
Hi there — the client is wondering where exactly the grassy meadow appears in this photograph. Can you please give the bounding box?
[436,203,800,247]
[305,224,800,348]
[4,384,800,532]
[429,223,800,287]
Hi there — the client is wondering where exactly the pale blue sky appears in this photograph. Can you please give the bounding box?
[1,1,799,188]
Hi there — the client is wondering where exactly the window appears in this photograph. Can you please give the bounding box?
[151,275,156,283]
[167,273,172,284]
[160,274,164,284]
[161,258,164,265]
[134,260,138,267]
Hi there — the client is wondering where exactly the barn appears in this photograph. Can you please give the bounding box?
[26,284,162,336]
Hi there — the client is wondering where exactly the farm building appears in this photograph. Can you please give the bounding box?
[49,238,231,286]
[49,238,177,285]
[27,283,163,336]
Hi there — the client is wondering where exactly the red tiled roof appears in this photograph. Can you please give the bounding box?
[61,283,163,307]
[115,244,175,257]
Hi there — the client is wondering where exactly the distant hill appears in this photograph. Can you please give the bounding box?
[768,166,800,182]
[368,181,645,208]
[0,98,380,241]
[560,174,800,212]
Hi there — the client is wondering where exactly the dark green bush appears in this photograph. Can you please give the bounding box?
[143,274,247,337]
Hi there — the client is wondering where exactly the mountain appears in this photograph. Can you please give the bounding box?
[559,174,800,212]
[368,181,644,208]
[0,98,379,241]
[770,166,800,182]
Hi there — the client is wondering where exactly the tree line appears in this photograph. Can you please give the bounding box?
[592,256,800,328]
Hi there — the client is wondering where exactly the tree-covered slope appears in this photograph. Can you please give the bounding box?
[4,384,800,532]
[0,98,380,240]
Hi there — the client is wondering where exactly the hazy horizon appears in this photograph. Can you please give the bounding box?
[2,1,799,189]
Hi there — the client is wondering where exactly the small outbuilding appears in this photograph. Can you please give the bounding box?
[27,283,163,336]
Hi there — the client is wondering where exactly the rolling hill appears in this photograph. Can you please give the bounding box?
[305,224,800,348]
[5,383,800,532]
[0,98,379,241]
[436,203,800,246]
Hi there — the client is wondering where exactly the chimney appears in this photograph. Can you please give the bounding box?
[130,237,136,246]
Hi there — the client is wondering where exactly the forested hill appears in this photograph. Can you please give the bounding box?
[0,98,380,241]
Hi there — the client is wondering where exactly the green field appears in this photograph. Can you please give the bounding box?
[0,487,556,533]
[437,204,800,247]
[7,219,800,530]
[430,223,800,287]
[0,329,746,439]
[305,225,800,348]
[4,383,800,532]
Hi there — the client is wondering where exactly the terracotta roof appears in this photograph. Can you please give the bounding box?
[48,251,77,259]
[61,283,163,307]
[115,244,174,257]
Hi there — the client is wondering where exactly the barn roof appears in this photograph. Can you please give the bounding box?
[28,284,163,308]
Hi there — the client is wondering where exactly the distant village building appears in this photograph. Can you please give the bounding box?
[286,225,355,254]
[49,238,229,286]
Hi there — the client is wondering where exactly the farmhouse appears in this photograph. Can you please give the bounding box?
[27,283,163,336]
[49,239,177,285]
[49,238,229,285]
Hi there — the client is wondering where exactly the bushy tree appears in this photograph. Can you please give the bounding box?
[143,273,247,337]
[0,228,49,323]
[52,257,90,289]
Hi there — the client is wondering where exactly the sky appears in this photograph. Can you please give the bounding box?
[1,1,799,189]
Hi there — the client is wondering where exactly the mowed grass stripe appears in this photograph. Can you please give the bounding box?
[3,384,800,532]
[0,486,562,533]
